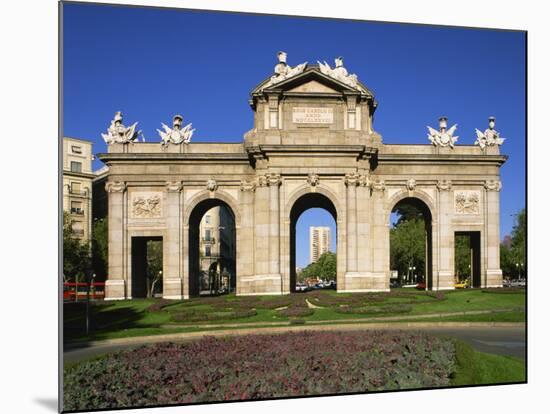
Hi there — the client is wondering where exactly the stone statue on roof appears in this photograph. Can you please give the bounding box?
[427,117,459,148]
[158,114,195,146]
[101,111,142,144]
[262,51,307,89]
[317,56,361,90]
[474,117,505,149]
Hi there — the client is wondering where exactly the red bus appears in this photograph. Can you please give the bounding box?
[63,282,105,301]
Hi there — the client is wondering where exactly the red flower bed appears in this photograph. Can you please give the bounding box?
[64,330,455,411]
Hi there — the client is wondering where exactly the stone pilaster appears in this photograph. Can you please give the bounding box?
[163,181,184,299]
[267,173,282,280]
[436,180,454,290]
[356,174,372,272]
[105,181,127,300]
[484,179,503,287]
[369,179,389,291]
[344,173,359,274]
[237,180,256,295]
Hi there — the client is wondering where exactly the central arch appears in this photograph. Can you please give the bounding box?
[289,192,338,292]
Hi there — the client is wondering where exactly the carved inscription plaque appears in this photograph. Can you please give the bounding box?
[292,107,333,124]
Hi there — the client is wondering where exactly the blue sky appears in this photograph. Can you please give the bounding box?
[62,3,526,268]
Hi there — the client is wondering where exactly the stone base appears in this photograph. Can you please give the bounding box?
[486,269,503,288]
[163,278,184,298]
[237,274,283,295]
[105,279,126,300]
[342,272,388,291]
[435,270,455,290]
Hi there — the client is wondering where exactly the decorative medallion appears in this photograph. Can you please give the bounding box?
[406,178,417,191]
[206,179,218,192]
[307,172,319,187]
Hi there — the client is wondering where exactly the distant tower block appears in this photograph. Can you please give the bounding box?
[310,226,331,263]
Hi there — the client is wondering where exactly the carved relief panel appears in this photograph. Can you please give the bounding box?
[454,190,481,215]
[130,192,163,218]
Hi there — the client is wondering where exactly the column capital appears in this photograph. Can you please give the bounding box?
[105,181,126,193]
[266,173,281,186]
[165,181,183,192]
[436,179,452,191]
[484,179,502,191]
[371,178,385,192]
[344,172,360,186]
[358,174,370,187]
[240,179,256,192]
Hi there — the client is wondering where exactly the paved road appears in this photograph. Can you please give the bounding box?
[64,324,525,365]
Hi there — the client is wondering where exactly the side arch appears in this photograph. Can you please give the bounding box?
[385,189,436,225]
[385,188,436,290]
[183,189,242,227]
[184,189,241,297]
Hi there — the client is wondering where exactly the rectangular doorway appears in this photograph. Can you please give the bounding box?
[131,236,163,298]
[454,231,481,288]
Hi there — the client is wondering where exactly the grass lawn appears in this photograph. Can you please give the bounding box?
[64,288,525,343]
[452,340,526,385]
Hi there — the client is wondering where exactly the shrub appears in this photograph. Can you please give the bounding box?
[275,306,314,318]
[481,288,525,294]
[335,304,412,315]
[63,330,455,411]
[147,299,177,312]
[171,308,257,323]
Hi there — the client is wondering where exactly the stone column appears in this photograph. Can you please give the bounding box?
[105,181,126,299]
[436,180,454,290]
[370,179,389,291]
[484,179,503,287]
[344,173,359,274]
[164,181,184,299]
[356,174,373,275]
[237,179,256,295]
[267,173,282,281]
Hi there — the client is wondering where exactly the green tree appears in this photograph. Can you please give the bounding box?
[91,218,108,280]
[146,240,163,297]
[63,211,91,282]
[454,234,471,282]
[500,208,526,278]
[390,218,426,283]
[299,252,337,281]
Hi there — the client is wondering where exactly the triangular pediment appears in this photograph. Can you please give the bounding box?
[249,65,376,111]
[287,79,340,94]
[252,66,373,96]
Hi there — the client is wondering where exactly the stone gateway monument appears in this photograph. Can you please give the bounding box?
[98,53,506,300]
